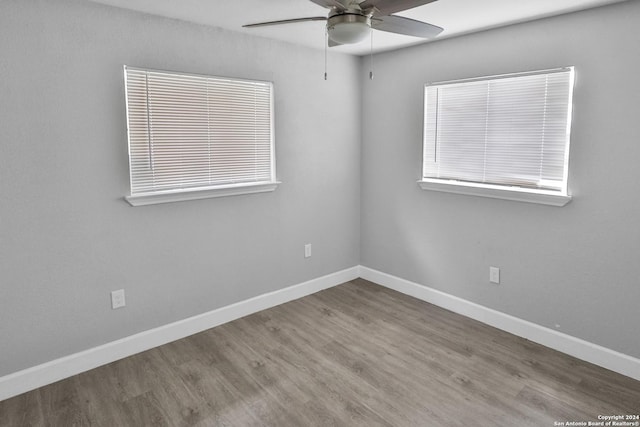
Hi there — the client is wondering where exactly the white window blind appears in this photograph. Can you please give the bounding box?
[422,67,574,197]
[124,66,276,204]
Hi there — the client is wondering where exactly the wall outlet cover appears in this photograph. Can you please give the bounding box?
[489,267,500,284]
[111,289,126,309]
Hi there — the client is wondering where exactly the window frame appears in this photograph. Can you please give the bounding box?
[418,67,575,206]
[123,66,279,206]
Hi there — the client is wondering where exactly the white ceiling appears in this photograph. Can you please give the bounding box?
[88,0,628,55]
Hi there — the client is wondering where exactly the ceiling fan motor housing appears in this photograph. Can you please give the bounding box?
[327,13,371,44]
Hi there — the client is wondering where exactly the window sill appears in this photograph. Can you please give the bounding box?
[125,181,280,206]
[417,179,571,207]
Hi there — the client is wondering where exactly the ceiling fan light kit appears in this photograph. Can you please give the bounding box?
[327,13,371,44]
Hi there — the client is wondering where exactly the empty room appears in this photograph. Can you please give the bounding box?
[1,0,639,425]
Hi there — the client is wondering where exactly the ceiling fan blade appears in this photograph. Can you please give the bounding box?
[360,0,438,17]
[243,16,327,28]
[372,15,443,38]
[308,0,348,11]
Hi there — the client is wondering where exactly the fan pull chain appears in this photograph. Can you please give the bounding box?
[324,27,328,81]
[369,29,374,80]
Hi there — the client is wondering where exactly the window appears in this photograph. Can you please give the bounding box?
[419,67,575,206]
[123,66,278,206]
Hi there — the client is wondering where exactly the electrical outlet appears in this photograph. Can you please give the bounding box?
[304,243,312,258]
[111,289,126,309]
[489,267,500,284]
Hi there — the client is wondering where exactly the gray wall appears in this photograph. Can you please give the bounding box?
[361,1,640,358]
[0,0,361,376]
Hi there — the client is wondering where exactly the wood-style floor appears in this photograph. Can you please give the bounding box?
[2,279,639,426]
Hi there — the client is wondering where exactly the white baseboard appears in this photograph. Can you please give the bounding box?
[359,266,640,382]
[3,264,638,402]
[0,266,360,402]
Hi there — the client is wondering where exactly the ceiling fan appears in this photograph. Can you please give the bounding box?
[243,0,444,47]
